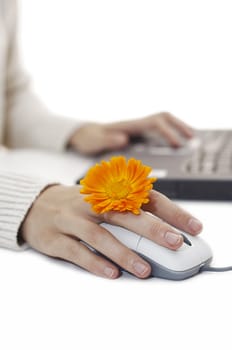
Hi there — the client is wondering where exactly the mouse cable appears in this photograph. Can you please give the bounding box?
[201,265,232,272]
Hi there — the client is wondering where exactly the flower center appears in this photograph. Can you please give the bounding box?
[106,179,132,199]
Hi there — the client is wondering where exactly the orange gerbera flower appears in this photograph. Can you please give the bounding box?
[80,156,156,215]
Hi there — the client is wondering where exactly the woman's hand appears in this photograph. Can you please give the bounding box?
[21,185,202,279]
[69,112,193,155]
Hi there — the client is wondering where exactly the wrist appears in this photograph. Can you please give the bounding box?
[20,184,61,244]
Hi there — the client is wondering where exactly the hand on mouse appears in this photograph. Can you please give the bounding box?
[68,112,194,155]
[21,185,202,279]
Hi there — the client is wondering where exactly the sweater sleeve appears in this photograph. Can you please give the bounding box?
[0,170,53,250]
[3,0,82,151]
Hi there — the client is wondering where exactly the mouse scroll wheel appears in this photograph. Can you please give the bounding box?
[181,234,192,246]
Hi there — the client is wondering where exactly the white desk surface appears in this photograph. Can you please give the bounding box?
[1,150,232,350]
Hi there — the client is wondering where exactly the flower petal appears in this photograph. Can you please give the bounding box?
[80,156,156,215]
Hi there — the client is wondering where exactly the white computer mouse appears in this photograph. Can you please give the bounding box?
[101,223,213,280]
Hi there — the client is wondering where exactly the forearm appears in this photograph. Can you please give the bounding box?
[0,170,53,250]
[5,86,81,151]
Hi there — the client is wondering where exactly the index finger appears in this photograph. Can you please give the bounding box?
[164,113,194,138]
[142,190,203,235]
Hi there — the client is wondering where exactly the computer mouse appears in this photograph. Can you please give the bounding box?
[100,223,213,280]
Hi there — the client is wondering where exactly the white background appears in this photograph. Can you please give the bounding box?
[19,0,232,128]
[1,1,232,349]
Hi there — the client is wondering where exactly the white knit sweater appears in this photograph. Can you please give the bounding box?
[0,0,81,250]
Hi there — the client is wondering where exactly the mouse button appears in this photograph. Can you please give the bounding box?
[136,237,185,271]
[189,235,213,261]
[176,243,191,251]
[100,223,141,250]
[183,233,213,254]
[137,237,208,271]
[176,236,213,269]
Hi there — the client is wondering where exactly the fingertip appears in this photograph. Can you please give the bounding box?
[187,128,194,138]
[164,231,184,248]
[168,136,183,148]
[183,129,194,140]
[133,260,152,279]
[170,140,182,148]
[141,264,152,279]
[103,266,121,279]
[187,218,203,235]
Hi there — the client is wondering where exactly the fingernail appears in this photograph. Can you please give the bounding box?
[188,218,203,233]
[104,267,116,278]
[133,261,150,276]
[165,231,182,245]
